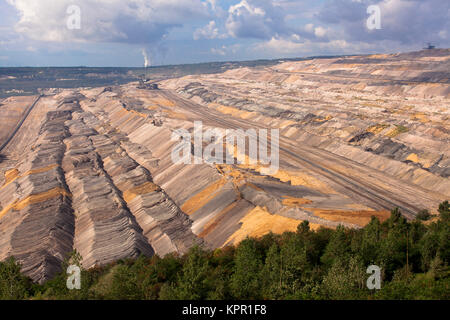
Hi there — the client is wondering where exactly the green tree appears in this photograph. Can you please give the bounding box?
[321,225,351,268]
[416,209,431,221]
[419,201,450,270]
[379,208,410,279]
[279,233,310,295]
[0,257,32,300]
[357,217,382,265]
[230,238,263,299]
[261,243,282,299]
[438,201,450,222]
[321,256,366,299]
[437,201,450,264]
[160,246,211,300]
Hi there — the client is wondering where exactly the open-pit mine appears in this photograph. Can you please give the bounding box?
[0,49,449,283]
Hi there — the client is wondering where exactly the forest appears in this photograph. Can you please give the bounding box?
[1,201,448,300]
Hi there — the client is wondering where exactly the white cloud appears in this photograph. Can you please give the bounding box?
[305,24,315,33]
[6,0,211,44]
[193,21,221,40]
[255,36,380,56]
[319,0,450,46]
[314,27,327,38]
[2,0,448,66]
[225,0,291,39]
[210,44,241,56]
[256,37,305,55]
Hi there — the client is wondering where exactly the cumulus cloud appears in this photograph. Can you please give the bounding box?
[318,0,450,46]
[314,26,327,38]
[254,0,449,58]
[223,0,330,48]
[6,0,211,44]
[2,0,448,66]
[193,21,220,40]
[255,37,378,56]
[225,0,293,39]
[210,44,241,56]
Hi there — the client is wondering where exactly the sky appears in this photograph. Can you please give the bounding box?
[0,0,448,67]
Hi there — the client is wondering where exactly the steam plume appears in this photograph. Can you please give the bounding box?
[142,49,150,68]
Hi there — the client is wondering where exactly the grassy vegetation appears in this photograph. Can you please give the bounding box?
[387,125,409,138]
[1,201,449,300]
[367,123,390,134]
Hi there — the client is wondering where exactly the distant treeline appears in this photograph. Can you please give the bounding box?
[0,55,344,98]
[1,201,449,300]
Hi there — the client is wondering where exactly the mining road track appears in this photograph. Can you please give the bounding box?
[160,89,446,218]
[270,69,450,85]
[0,95,42,153]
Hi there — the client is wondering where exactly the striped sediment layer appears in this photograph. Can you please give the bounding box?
[62,125,154,268]
[1,49,448,282]
[76,112,200,257]
[78,89,371,250]
[0,104,75,283]
[166,50,450,196]
[0,92,204,282]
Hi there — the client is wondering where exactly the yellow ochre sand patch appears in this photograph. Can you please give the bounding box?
[115,105,147,120]
[210,103,256,120]
[310,208,390,227]
[146,105,159,110]
[181,178,228,215]
[224,206,320,246]
[282,196,312,207]
[0,187,71,220]
[25,164,59,176]
[152,97,175,107]
[406,153,419,163]
[2,164,59,190]
[122,182,160,203]
[386,125,409,138]
[129,109,148,118]
[216,164,255,185]
[271,169,337,194]
[405,153,435,169]
[411,112,429,123]
[163,109,188,120]
[314,115,333,122]
[367,124,389,134]
[4,169,19,185]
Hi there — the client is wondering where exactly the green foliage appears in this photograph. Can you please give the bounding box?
[160,246,211,300]
[387,125,409,137]
[38,250,101,300]
[0,257,33,300]
[321,256,366,299]
[416,210,432,221]
[438,200,450,222]
[321,225,351,267]
[2,201,449,300]
[230,238,263,299]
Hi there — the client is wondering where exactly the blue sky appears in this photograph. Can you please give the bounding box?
[0,0,448,67]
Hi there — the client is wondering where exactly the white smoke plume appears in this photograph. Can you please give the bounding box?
[142,48,150,68]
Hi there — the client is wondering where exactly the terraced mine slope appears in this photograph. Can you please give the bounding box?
[0,49,449,282]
